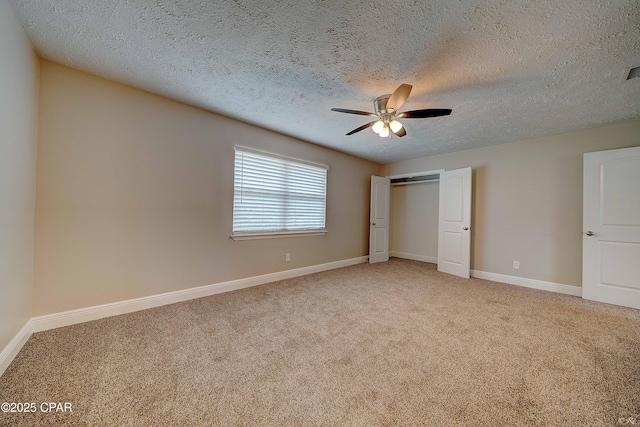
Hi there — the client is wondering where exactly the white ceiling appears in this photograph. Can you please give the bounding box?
[8,0,640,163]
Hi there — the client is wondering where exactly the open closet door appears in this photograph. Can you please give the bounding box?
[438,167,472,278]
[369,175,390,263]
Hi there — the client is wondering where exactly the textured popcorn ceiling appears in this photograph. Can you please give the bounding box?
[8,0,640,163]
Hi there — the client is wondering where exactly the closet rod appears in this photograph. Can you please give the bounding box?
[390,174,440,186]
[387,169,445,180]
[391,179,439,186]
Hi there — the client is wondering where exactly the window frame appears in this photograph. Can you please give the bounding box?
[231,146,328,241]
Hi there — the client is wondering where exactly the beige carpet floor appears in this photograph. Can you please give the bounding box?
[1,258,639,426]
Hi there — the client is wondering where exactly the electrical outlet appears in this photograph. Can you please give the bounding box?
[285,253,290,262]
[512,261,520,269]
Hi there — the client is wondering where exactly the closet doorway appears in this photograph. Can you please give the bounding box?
[369,168,472,279]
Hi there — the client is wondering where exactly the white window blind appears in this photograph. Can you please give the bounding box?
[233,147,328,237]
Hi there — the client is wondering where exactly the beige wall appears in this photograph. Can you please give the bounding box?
[0,1,38,351]
[383,121,640,287]
[34,61,380,316]
[390,182,439,260]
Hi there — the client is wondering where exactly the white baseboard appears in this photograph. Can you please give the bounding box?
[390,251,437,264]
[0,320,33,378]
[389,252,581,297]
[471,269,582,297]
[32,256,368,333]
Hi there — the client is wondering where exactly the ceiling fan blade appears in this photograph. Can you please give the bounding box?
[398,109,452,118]
[331,108,378,117]
[346,120,378,135]
[386,84,412,112]
[392,125,407,137]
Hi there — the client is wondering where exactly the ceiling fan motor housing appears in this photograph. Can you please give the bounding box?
[374,94,393,116]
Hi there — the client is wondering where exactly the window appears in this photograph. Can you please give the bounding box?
[232,146,328,240]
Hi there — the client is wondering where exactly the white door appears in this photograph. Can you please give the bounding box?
[583,146,640,309]
[438,167,472,278]
[369,175,390,263]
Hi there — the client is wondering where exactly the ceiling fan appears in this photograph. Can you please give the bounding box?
[331,84,452,138]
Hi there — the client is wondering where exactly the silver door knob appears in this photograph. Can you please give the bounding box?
[585,231,594,236]
[371,222,376,226]
[463,227,469,230]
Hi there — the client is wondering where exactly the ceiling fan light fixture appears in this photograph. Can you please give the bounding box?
[372,120,384,134]
[379,126,390,138]
[389,120,403,133]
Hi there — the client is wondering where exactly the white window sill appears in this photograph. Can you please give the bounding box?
[230,229,327,241]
